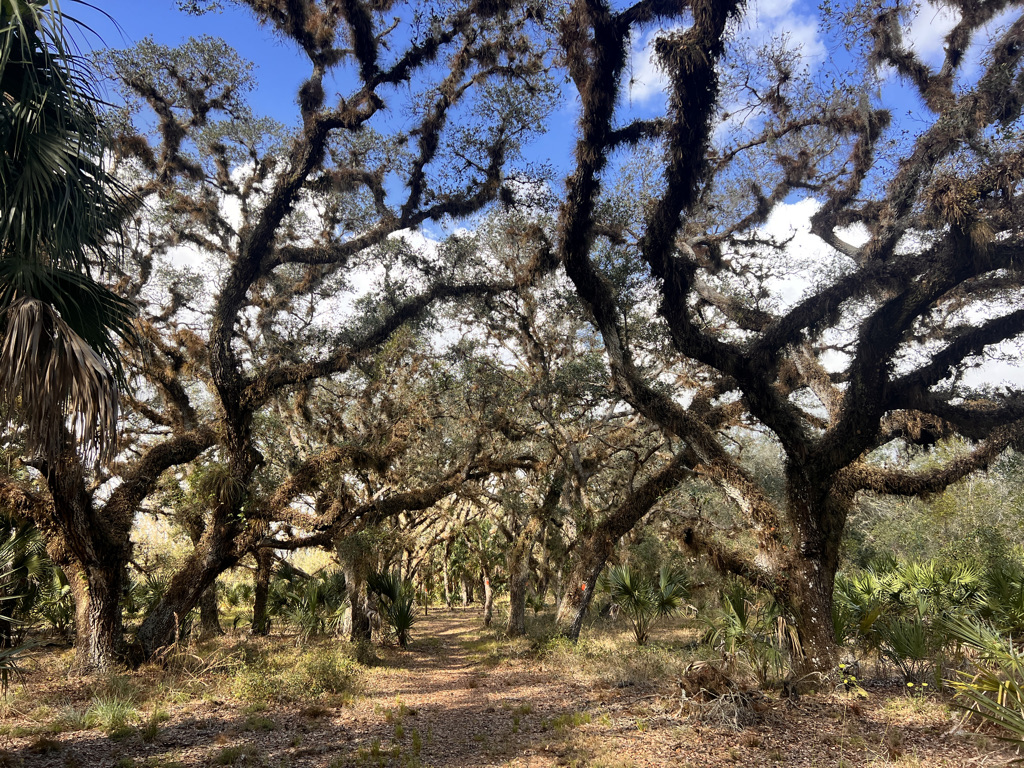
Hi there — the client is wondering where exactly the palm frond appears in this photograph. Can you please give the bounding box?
[0,296,119,462]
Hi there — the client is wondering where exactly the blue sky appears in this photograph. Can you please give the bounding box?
[74,0,996,174]
[71,1,1024,386]
[76,1,836,161]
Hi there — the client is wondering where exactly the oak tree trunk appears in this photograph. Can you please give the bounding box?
[251,548,273,636]
[135,539,234,659]
[481,567,494,627]
[777,477,846,679]
[505,518,543,637]
[198,584,223,637]
[442,539,454,610]
[553,544,606,641]
[785,553,840,679]
[67,560,126,673]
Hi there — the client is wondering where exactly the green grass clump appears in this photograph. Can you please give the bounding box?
[243,714,275,731]
[212,744,261,765]
[84,695,139,736]
[231,645,358,703]
[550,711,592,732]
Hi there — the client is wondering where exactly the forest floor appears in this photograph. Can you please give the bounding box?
[0,611,1014,767]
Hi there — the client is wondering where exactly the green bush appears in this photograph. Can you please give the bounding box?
[231,647,357,703]
[941,615,1024,749]
[367,571,417,647]
[603,565,687,646]
[702,582,799,686]
[297,649,357,697]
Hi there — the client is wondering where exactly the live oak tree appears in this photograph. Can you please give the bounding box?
[0,0,557,669]
[0,323,215,672]
[549,0,1024,674]
[99,0,561,660]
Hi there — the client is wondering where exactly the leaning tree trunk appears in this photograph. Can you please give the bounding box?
[135,533,236,659]
[481,566,494,627]
[553,540,608,641]
[555,455,690,640]
[251,547,274,636]
[181,511,223,638]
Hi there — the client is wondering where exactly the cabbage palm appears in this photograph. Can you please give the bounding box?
[0,0,134,463]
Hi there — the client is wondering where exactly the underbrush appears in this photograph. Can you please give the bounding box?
[534,620,696,689]
[0,635,363,743]
[228,642,360,703]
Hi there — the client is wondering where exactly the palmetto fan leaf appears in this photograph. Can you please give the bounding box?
[0,297,118,461]
[0,0,135,463]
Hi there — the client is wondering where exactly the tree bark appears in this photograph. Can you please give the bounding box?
[506,564,529,636]
[442,539,453,610]
[785,553,840,678]
[481,566,493,627]
[66,558,126,673]
[506,518,544,636]
[251,547,274,636]
[198,584,222,637]
[678,474,847,679]
[23,449,135,673]
[337,539,372,643]
[778,479,846,678]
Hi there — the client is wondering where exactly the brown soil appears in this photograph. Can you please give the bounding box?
[0,612,1014,767]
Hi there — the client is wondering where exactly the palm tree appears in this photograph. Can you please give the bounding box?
[0,0,134,464]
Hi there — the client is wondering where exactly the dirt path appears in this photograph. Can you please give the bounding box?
[0,612,1012,767]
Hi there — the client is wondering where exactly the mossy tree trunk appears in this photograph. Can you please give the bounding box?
[251,547,274,636]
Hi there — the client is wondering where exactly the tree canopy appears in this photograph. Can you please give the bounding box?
[3,0,1024,679]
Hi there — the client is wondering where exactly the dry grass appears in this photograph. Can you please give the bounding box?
[0,613,1011,767]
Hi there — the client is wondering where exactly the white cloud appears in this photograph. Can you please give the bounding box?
[760,198,832,307]
[904,1,959,66]
[737,0,825,62]
[754,0,797,21]
[626,26,677,105]
[626,2,824,107]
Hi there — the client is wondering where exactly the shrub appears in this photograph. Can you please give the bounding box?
[367,571,417,647]
[604,565,688,646]
[941,615,1024,749]
[702,582,799,686]
[298,649,357,697]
